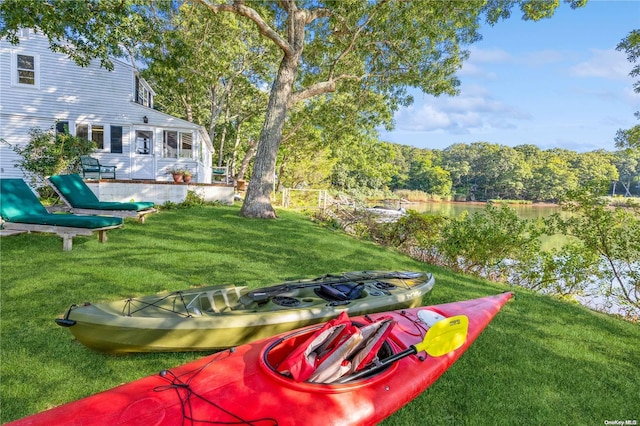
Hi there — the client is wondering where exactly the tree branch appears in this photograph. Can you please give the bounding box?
[328,0,389,80]
[288,73,366,106]
[197,0,292,56]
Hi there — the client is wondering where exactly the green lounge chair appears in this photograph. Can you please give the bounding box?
[47,174,157,223]
[0,178,123,251]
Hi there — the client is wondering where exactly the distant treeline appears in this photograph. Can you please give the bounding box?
[328,141,640,202]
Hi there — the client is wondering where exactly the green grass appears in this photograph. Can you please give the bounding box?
[1,204,638,424]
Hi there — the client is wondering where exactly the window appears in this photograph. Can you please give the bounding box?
[92,126,104,150]
[163,131,178,158]
[135,130,153,155]
[17,54,35,85]
[13,53,39,88]
[135,76,153,108]
[76,124,89,140]
[56,121,69,135]
[163,131,194,159]
[180,133,193,159]
[111,126,123,154]
[76,124,104,149]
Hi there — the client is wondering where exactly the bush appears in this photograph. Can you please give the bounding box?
[12,126,96,188]
[436,204,543,278]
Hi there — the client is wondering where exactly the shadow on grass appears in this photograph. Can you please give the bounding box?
[2,205,638,424]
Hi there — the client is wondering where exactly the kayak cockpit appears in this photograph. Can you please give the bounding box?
[118,280,403,317]
[261,313,397,387]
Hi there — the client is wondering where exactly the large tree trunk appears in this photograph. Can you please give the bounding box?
[240,7,306,218]
[240,58,296,218]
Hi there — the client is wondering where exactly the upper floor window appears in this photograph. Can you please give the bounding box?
[13,53,39,88]
[135,75,153,108]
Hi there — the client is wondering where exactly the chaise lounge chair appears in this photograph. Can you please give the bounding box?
[47,174,157,223]
[0,178,123,251]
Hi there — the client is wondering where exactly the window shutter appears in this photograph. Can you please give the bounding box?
[111,126,123,154]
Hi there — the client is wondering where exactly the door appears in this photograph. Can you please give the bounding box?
[132,129,155,179]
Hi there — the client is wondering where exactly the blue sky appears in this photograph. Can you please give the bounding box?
[378,0,640,153]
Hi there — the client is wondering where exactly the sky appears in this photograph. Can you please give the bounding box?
[378,0,640,153]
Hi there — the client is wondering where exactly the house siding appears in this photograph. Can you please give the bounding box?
[0,30,214,184]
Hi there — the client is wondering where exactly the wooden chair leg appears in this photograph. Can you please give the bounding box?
[62,236,73,251]
[98,230,108,243]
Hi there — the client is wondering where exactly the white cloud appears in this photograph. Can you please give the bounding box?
[569,48,630,80]
[459,48,511,78]
[394,89,531,134]
[399,104,451,131]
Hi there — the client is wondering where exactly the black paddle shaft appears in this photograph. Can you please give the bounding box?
[336,345,418,383]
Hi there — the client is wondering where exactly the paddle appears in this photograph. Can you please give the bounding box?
[246,272,422,302]
[336,314,469,383]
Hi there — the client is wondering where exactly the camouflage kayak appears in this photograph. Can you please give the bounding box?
[56,271,435,353]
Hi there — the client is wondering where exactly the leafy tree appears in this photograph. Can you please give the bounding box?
[0,0,156,70]
[615,30,640,149]
[612,148,640,196]
[394,148,452,197]
[330,135,399,194]
[387,144,411,190]
[276,104,330,190]
[140,3,274,172]
[531,152,578,202]
[572,150,619,188]
[194,0,585,217]
[440,143,473,199]
[436,203,543,278]
[442,142,529,201]
[545,183,640,315]
[1,0,586,218]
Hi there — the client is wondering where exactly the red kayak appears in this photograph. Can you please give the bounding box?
[9,292,512,426]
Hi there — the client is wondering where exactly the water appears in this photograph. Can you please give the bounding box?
[395,201,637,319]
[400,201,567,251]
[400,201,561,220]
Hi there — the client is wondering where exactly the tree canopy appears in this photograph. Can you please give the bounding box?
[615,29,640,149]
[1,0,588,218]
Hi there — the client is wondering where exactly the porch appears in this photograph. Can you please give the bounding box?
[83,180,235,205]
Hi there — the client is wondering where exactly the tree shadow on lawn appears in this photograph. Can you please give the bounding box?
[385,291,640,425]
[0,205,431,422]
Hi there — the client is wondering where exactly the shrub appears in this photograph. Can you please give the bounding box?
[437,204,543,278]
[12,126,96,188]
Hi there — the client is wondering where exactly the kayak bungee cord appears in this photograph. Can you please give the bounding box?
[122,291,194,317]
[398,310,430,338]
[153,349,278,426]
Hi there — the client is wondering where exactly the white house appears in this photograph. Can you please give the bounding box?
[0,29,215,185]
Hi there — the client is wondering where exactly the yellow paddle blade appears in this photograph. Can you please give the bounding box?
[415,315,469,357]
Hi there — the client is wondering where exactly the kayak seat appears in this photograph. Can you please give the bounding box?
[207,287,244,313]
[315,283,364,302]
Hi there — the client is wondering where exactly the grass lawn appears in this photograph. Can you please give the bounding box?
[1,204,638,424]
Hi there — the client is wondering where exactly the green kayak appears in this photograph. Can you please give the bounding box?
[56,271,435,353]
